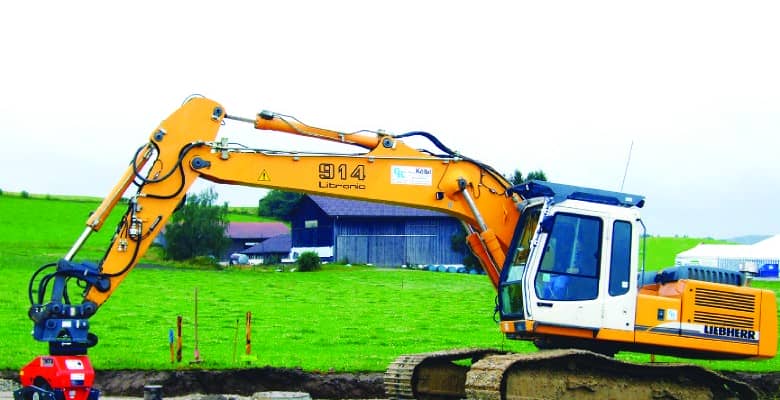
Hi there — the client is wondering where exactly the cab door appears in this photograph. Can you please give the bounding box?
[526,210,604,329]
[600,219,638,333]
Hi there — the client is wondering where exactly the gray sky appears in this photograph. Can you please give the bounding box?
[1,1,778,239]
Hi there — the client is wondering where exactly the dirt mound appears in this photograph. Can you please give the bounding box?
[723,371,780,399]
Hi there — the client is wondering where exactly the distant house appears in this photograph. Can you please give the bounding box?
[154,222,290,262]
[289,195,466,266]
[241,234,292,264]
[225,222,290,261]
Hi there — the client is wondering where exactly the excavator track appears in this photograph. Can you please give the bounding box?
[465,349,758,400]
[385,348,504,399]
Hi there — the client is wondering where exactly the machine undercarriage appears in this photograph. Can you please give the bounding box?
[385,348,758,400]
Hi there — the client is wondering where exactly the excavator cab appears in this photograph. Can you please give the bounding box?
[497,181,777,361]
[497,181,645,353]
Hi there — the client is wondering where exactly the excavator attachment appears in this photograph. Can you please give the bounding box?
[386,349,758,400]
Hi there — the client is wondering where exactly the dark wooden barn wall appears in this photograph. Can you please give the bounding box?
[334,217,464,266]
[290,198,334,247]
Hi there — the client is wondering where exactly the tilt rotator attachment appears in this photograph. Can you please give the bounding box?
[28,259,109,353]
[17,260,108,400]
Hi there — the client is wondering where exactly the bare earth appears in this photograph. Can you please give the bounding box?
[2,367,780,399]
[0,368,384,400]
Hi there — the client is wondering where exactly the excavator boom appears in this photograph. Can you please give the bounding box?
[75,97,518,307]
[24,97,520,355]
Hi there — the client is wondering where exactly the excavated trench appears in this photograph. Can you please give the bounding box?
[1,368,384,399]
[2,367,780,399]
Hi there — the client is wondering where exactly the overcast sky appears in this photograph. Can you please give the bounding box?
[1,1,778,239]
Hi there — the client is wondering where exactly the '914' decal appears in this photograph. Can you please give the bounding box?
[318,163,366,190]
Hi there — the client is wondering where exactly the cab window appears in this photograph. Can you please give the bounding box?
[508,205,542,272]
[499,205,541,318]
[535,214,602,301]
[609,220,632,296]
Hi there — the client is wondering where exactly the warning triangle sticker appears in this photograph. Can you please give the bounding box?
[258,170,271,181]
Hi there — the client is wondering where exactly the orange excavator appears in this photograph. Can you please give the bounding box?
[16,96,775,400]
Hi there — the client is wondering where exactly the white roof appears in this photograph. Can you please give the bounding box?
[677,234,780,259]
[753,234,780,250]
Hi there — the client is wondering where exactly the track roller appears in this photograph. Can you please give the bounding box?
[465,349,758,400]
[385,348,504,399]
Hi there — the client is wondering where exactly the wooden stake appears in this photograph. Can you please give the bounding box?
[191,287,202,364]
[233,319,239,364]
[176,315,182,363]
[246,311,252,356]
[240,311,257,364]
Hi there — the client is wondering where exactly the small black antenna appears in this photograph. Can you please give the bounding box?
[620,140,634,191]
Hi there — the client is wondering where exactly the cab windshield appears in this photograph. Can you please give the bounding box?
[534,213,602,301]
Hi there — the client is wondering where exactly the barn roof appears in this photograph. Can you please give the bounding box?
[242,234,291,254]
[306,195,450,218]
[226,222,289,239]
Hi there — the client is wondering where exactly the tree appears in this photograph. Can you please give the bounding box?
[505,169,548,185]
[526,170,548,182]
[164,188,230,261]
[507,170,524,185]
[451,227,481,271]
[258,190,303,220]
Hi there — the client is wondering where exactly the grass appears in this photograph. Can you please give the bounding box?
[642,236,734,271]
[0,194,517,372]
[0,260,523,371]
[0,196,122,260]
[226,208,283,223]
[0,194,777,374]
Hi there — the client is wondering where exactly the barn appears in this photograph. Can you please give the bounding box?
[153,221,289,262]
[289,195,466,266]
[675,235,780,278]
[225,222,289,260]
[241,234,292,264]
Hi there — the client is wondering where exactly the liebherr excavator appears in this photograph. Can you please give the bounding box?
[17,96,776,400]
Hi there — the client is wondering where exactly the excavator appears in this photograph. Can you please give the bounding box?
[16,96,776,400]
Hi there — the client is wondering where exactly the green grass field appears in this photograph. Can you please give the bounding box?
[642,235,733,271]
[0,194,777,374]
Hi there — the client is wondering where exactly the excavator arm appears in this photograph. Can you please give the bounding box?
[28,96,521,355]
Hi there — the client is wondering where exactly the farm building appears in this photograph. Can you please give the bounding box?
[241,233,292,264]
[154,222,290,263]
[675,235,780,278]
[289,194,467,266]
[225,222,289,260]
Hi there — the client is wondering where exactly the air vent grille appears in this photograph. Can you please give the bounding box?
[693,311,755,329]
[694,288,755,313]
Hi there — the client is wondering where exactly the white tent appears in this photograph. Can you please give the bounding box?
[675,235,780,277]
[752,235,780,252]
